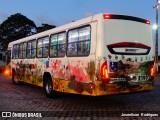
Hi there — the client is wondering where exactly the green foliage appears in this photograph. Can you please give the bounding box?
[0,13,37,50]
[37,23,56,33]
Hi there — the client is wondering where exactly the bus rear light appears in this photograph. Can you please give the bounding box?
[101,61,109,83]
[105,69,109,78]
[151,65,154,76]
[146,20,150,24]
[103,14,111,19]
[103,66,109,79]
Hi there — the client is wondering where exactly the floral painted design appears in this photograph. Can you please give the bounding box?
[68,81,95,94]
[11,55,154,96]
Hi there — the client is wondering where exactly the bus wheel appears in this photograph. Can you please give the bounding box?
[12,70,20,84]
[44,76,54,98]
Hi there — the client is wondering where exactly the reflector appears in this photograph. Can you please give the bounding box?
[146,20,150,24]
[103,14,110,19]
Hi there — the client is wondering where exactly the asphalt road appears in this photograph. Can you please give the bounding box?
[0,74,160,120]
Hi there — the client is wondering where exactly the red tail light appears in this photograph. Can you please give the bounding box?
[103,66,109,78]
[151,65,154,76]
[101,61,109,83]
[103,14,111,19]
[146,20,150,24]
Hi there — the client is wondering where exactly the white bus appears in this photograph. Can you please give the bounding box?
[7,13,154,97]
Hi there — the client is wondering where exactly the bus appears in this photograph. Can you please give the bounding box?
[7,13,154,97]
[0,51,10,73]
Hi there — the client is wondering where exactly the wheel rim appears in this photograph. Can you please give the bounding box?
[46,80,52,94]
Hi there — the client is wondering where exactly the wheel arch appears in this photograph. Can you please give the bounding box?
[43,72,52,87]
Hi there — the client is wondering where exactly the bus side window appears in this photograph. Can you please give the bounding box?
[23,43,26,58]
[19,44,23,59]
[57,32,66,57]
[37,49,42,57]
[27,42,32,58]
[67,43,77,56]
[67,26,90,56]
[50,46,57,57]
[78,41,90,55]
[42,37,49,58]
[13,44,19,59]
[37,39,42,58]
[16,45,19,59]
[78,26,90,56]
[58,44,66,56]
[67,29,78,56]
[19,42,26,59]
[50,34,58,57]
[37,36,49,58]
[31,41,36,58]
[27,40,36,58]
[50,32,66,58]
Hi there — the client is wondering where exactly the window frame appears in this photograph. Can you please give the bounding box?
[66,25,91,57]
[49,31,66,58]
[37,36,49,58]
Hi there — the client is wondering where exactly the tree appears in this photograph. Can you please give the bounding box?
[37,23,56,33]
[0,13,37,50]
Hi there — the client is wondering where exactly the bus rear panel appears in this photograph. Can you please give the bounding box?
[95,14,154,95]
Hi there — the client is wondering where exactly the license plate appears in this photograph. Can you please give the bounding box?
[138,76,151,81]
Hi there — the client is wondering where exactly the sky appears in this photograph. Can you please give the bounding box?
[0,0,157,26]
[0,0,159,52]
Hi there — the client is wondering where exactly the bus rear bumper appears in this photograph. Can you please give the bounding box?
[95,80,154,96]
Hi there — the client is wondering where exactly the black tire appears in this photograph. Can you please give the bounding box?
[44,76,54,98]
[12,70,20,84]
